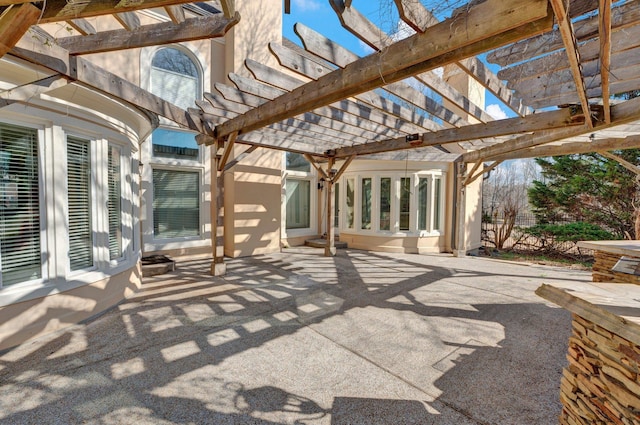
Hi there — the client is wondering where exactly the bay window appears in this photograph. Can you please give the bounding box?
[67,136,93,271]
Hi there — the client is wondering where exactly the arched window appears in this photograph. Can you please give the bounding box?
[150,47,200,110]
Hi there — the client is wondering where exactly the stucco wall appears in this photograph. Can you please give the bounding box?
[0,263,141,352]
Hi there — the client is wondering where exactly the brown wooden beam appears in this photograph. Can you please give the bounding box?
[57,13,239,55]
[214,0,551,140]
[550,0,593,127]
[0,3,41,59]
[599,150,640,175]
[38,0,210,23]
[67,19,97,35]
[10,40,194,129]
[164,5,185,24]
[218,131,237,171]
[599,0,612,124]
[114,12,140,31]
[219,0,235,18]
[487,135,640,162]
[329,107,583,159]
[464,161,502,186]
[223,145,258,172]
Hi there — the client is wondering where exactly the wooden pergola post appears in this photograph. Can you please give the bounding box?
[453,161,467,257]
[210,139,226,275]
[324,158,336,257]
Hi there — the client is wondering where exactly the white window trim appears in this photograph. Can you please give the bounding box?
[282,153,317,238]
[147,165,205,249]
[0,117,139,307]
[338,170,446,237]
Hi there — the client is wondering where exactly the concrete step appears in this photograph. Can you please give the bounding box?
[141,255,176,277]
[305,238,348,249]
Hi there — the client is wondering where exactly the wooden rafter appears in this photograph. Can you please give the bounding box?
[488,0,636,67]
[550,0,593,128]
[223,145,258,172]
[219,0,235,18]
[218,131,237,171]
[164,5,186,24]
[328,107,584,159]
[486,135,640,162]
[114,12,141,31]
[464,94,640,162]
[67,19,97,36]
[389,0,528,116]
[0,3,41,59]
[228,73,416,138]
[38,0,213,23]
[57,13,240,55]
[269,42,440,132]
[599,150,640,175]
[599,0,612,124]
[303,154,329,180]
[316,7,496,123]
[294,24,464,128]
[10,40,194,129]
[464,161,503,186]
[214,0,551,141]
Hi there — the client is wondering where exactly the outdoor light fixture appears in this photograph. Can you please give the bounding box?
[318,178,325,190]
[138,161,144,175]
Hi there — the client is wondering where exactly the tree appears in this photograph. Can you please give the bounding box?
[528,151,640,239]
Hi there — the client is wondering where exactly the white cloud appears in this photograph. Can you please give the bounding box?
[292,0,322,12]
[486,104,508,120]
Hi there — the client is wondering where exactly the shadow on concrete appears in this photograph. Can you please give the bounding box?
[0,248,581,424]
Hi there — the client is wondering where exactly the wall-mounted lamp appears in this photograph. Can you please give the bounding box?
[138,161,144,175]
[318,178,325,190]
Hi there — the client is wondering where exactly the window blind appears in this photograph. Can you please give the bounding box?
[67,137,93,271]
[0,124,41,286]
[108,146,122,260]
[153,169,199,238]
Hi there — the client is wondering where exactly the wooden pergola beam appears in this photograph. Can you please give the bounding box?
[218,131,237,171]
[0,3,41,59]
[329,106,584,159]
[219,0,235,18]
[463,95,640,162]
[599,150,640,175]
[244,59,435,136]
[213,0,551,140]
[223,145,258,172]
[38,0,212,23]
[464,161,503,186]
[599,0,612,124]
[389,0,528,116]
[486,135,640,162]
[294,23,464,128]
[67,19,97,36]
[57,13,240,55]
[10,40,194,129]
[164,5,185,24]
[114,12,141,31]
[550,0,593,128]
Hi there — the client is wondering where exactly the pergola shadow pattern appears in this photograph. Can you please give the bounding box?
[0,248,591,424]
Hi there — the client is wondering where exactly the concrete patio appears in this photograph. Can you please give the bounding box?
[0,248,592,424]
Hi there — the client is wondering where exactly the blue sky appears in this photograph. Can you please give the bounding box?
[281,0,514,120]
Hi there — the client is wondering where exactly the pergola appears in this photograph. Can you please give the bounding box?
[2,0,640,273]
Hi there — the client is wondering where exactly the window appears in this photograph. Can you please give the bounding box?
[399,177,411,231]
[153,169,200,239]
[285,180,310,229]
[152,128,199,160]
[361,178,372,229]
[108,146,123,259]
[346,178,354,229]
[433,177,442,231]
[284,152,314,232]
[379,177,391,231]
[0,124,41,286]
[418,177,429,231]
[150,48,200,110]
[67,137,93,271]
